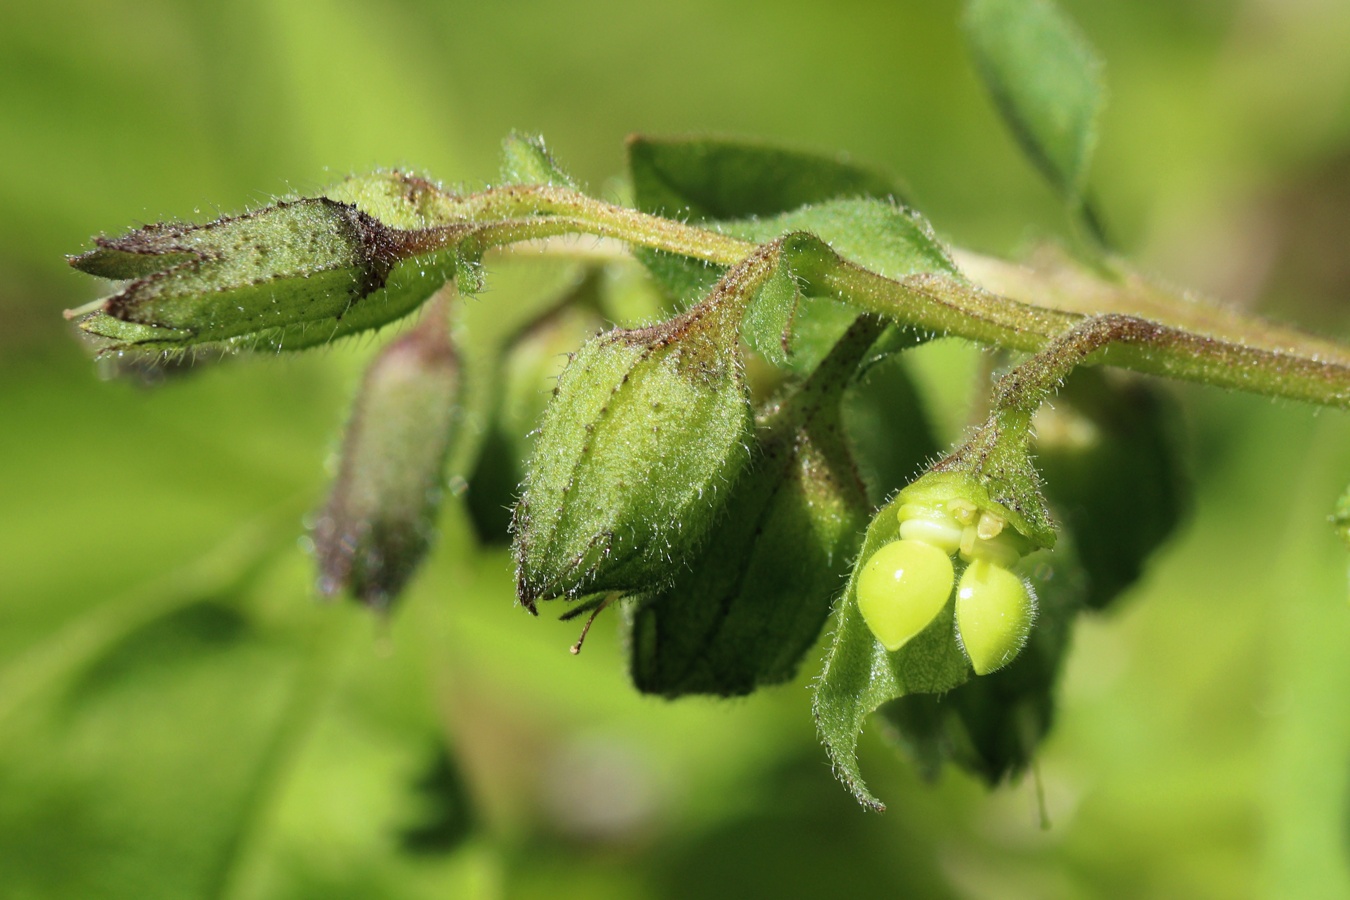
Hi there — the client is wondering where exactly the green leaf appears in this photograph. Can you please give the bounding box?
[466,291,606,544]
[499,132,577,188]
[739,259,801,369]
[842,349,941,506]
[648,197,960,376]
[627,318,882,697]
[627,134,906,222]
[0,528,480,900]
[734,199,958,283]
[1033,368,1188,610]
[963,0,1104,205]
[1335,483,1350,552]
[625,135,916,308]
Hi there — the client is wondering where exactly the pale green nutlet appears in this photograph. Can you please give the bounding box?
[856,539,956,652]
[954,559,1036,675]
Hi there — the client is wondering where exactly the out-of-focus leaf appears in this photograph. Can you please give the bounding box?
[0,535,478,900]
[842,350,941,506]
[1332,482,1350,551]
[448,258,589,480]
[963,0,1104,206]
[1033,368,1188,610]
[466,295,605,544]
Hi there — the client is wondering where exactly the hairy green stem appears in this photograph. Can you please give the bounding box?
[426,184,1350,410]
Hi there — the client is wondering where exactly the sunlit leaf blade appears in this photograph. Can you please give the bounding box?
[664,197,959,372]
[740,261,800,370]
[734,200,958,282]
[628,135,906,221]
[963,0,1104,205]
[500,131,577,188]
[626,135,916,307]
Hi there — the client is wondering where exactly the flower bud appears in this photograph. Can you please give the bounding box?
[954,559,1036,675]
[312,297,460,610]
[68,179,465,358]
[511,303,752,608]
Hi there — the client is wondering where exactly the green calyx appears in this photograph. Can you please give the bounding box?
[67,174,470,358]
[902,461,1053,554]
[510,306,752,610]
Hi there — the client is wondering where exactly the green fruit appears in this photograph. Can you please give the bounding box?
[856,540,956,652]
[954,559,1036,675]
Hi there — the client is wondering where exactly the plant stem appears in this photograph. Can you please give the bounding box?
[427,184,1350,410]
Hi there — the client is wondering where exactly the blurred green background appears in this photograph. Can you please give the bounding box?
[4,1,1350,897]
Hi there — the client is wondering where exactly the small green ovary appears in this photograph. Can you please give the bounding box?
[954,559,1036,675]
[856,539,955,652]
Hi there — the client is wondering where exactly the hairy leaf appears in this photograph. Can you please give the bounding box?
[627,318,884,697]
[628,135,906,222]
[626,135,915,308]
[500,132,577,188]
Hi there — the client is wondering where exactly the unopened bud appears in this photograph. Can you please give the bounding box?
[68,176,467,358]
[313,296,460,610]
